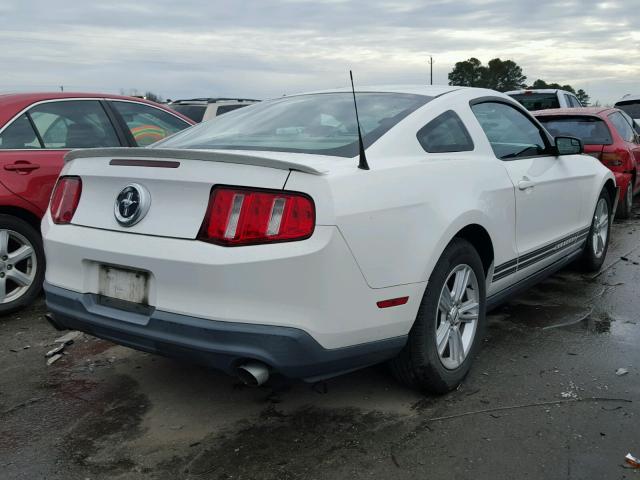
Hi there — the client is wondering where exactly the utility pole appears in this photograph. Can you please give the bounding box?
[428,56,434,85]
[60,85,64,92]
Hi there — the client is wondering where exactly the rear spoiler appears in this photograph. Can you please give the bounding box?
[64,148,327,175]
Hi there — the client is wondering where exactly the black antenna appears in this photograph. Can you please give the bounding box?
[350,70,370,170]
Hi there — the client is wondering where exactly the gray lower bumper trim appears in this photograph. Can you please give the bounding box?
[44,282,406,380]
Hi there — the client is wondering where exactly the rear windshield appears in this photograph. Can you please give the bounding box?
[168,104,206,123]
[509,93,560,111]
[155,92,431,157]
[615,101,640,120]
[537,116,613,145]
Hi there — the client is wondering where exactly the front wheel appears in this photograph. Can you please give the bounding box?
[390,239,486,394]
[580,190,611,272]
[0,215,44,316]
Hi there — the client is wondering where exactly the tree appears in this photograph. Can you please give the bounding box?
[448,58,527,92]
[529,79,575,93]
[482,58,527,92]
[447,57,485,88]
[576,89,590,106]
[144,91,163,103]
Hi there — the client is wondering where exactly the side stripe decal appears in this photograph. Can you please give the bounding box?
[492,227,590,282]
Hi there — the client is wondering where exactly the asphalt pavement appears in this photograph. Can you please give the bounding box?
[1,211,639,480]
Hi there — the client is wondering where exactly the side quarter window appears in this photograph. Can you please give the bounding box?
[609,112,635,142]
[110,101,190,147]
[0,114,42,149]
[417,110,474,153]
[471,102,548,160]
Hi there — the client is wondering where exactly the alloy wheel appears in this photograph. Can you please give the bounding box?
[435,264,479,370]
[0,229,37,304]
[592,198,609,258]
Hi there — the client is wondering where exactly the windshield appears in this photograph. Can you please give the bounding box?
[537,116,613,145]
[169,104,206,123]
[615,101,640,120]
[509,93,560,111]
[155,92,431,157]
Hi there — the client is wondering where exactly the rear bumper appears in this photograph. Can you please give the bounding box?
[44,282,407,381]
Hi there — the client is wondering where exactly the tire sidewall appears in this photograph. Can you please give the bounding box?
[583,190,611,271]
[0,215,44,316]
[617,183,632,219]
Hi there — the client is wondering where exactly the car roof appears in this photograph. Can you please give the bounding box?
[505,89,573,95]
[293,84,459,97]
[170,98,260,105]
[616,94,640,104]
[532,107,615,117]
[0,92,194,126]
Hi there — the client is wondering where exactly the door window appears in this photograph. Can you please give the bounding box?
[417,110,474,153]
[471,102,547,159]
[0,114,42,149]
[609,111,635,142]
[28,100,120,149]
[110,101,189,146]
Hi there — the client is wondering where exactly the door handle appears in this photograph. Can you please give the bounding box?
[518,178,535,190]
[4,162,40,173]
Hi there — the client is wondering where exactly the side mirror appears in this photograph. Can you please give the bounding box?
[555,136,583,155]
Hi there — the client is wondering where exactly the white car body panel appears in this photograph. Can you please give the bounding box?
[42,85,615,379]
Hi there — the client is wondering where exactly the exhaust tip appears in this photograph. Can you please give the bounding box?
[237,361,270,387]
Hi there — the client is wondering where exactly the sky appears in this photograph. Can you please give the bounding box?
[1,0,638,105]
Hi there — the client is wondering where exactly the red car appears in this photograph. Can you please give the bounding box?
[534,107,640,218]
[0,92,194,313]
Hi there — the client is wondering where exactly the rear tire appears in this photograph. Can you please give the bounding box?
[0,215,44,316]
[616,182,633,219]
[580,189,611,272]
[390,239,486,394]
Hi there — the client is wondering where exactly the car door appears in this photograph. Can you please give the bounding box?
[611,111,640,191]
[105,100,191,147]
[0,99,122,213]
[471,100,592,273]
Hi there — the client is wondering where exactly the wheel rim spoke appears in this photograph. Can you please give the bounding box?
[0,278,6,300]
[437,323,451,355]
[0,230,8,257]
[8,245,34,264]
[452,268,470,303]
[439,287,453,313]
[448,328,465,365]
[7,269,32,287]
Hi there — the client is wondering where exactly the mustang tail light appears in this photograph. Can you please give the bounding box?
[50,176,82,224]
[198,186,315,246]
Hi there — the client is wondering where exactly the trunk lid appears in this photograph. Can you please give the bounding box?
[63,148,329,239]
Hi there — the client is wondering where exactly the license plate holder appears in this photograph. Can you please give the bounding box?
[98,265,149,306]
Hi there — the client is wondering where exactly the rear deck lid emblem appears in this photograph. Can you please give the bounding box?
[114,183,151,227]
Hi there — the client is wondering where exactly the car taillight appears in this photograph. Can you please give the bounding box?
[198,186,315,246]
[602,152,624,167]
[50,176,82,224]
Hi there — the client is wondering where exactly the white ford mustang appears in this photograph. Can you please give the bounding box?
[42,85,615,393]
